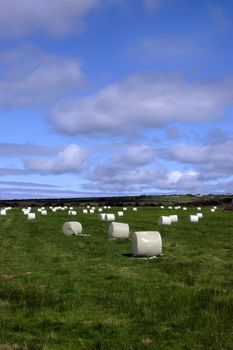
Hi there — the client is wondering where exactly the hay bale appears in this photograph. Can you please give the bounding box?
[83,209,88,214]
[189,215,199,222]
[160,206,164,209]
[105,213,115,221]
[196,213,203,218]
[28,213,36,220]
[211,208,215,212]
[108,222,129,239]
[63,221,82,236]
[132,208,137,211]
[183,207,187,211]
[158,216,172,225]
[0,209,7,216]
[197,207,202,211]
[41,210,47,215]
[98,213,107,221]
[98,208,103,212]
[132,231,162,257]
[89,209,95,214]
[118,211,124,216]
[169,214,178,223]
[69,210,77,215]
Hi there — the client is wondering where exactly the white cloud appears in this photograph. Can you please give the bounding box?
[0,47,84,107]
[0,0,101,38]
[51,72,233,136]
[24,144,87,174]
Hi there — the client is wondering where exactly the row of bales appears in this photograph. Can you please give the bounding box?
[60,205,219,258]
[0,204,219,258]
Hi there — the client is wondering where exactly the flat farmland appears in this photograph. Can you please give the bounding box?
[0,207,232,350]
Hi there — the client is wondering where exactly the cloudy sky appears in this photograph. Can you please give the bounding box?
[0,0,233,199]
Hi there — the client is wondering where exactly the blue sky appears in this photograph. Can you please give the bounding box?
[0,0,233,199]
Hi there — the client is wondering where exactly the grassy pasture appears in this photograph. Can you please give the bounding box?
[0,207,232,350]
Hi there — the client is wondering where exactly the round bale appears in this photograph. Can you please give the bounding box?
[63,222,82,236]
[108,222,129,239]
[132,231,162,257]
[158,216,172,225]
[28,213,36,220]
[189,215,199,222]
[98,213,106,221]
[196,213,203,219]
[169,214,178,223]
[105,213,115,221]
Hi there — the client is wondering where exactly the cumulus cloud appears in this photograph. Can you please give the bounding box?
[51,72,233,136]
[168,139,233,180]
[24,144,87,174]
[0,0,102,38]
[0,47,84,107]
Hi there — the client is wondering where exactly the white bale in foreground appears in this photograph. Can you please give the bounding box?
[132,231,162,257]
[169,214,178,223]
[196,213,203,219]
[105,213,115,221]
[98,213,107,221]
[189,215,199,222]
[108,222,129,239]
[158,216,172,225]
[0,209,7,216]
[28,213,36,220]
[63,221,82,236]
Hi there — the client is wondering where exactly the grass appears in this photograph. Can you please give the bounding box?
[0,206,232,349]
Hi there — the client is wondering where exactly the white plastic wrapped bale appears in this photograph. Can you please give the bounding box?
[132,208,137,211]
[69,210,77,215]
[160,206,164,209]
[189,215,199,222]
[168,206,173,209]
[196,213,203,219]
[123,207,127,211]
[91,207,96,210]
[83,209,88,214]
[158,216,172,225]
[211,208,216,212]
[118,211,124,216]
[41,210,47,215]
[107,206,111,209]
[169,214,178,223]
[98,208,103,212]
[89,209,95,214]
[183,207,187,211]
[105,213,115,221]
[98,213,106,221]
[63,221,82,236]
[197,207,202,211]
[132,231,162,257]
[69,207,73,210]
[108,222,129,239]
[213,206,217,209]
[87,205,90,209]
[28,213,36,220]
[0,209,7,216]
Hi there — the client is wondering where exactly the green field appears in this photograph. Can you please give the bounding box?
[0,206,232,350]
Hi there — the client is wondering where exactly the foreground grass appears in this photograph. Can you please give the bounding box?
[0,207,232,349]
